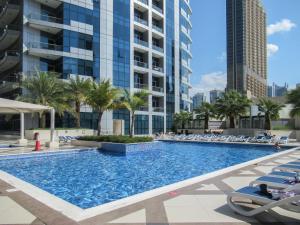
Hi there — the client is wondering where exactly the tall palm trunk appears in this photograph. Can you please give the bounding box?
[229,116,235,128]
[75,101,81,128]
[264,113,271,130]
[130,113,135,137]
[97,111,103,136]
[204,115,209,130]
[39,113,46,128]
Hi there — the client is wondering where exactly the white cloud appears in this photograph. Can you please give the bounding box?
[191,71,227,96]
[267,19,296,36]
[267,43,279,57]
[217,52,227,63]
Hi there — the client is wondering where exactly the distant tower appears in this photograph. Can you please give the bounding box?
[226,0,267,98]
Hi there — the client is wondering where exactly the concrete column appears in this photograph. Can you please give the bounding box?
[50,108,55,142]
[18,112,28,145]
[46,108,59,148]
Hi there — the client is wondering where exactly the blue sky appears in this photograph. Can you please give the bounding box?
[190,0,300,95]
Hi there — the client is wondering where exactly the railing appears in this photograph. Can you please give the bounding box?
[134,60,148,68]
[134,38,149,47]
[0,24,18,38]
[152,45,164,53]
[134,16,148,26]
[0,0,19,17]
[134,83,148,89]
[138,106,149,112]
[0,50,19,62]
[152,4,163,14]
[28,42,63,51]
[152,24,163,33]
[152,86,164,93]
[152,65,163,73]
[25,70,62,78]
[137,0,148,5]
[153,107,164,113]
[27,13,62,24]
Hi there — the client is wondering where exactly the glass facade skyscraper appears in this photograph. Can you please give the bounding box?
[226,0,267,98]
[0,0,192,135]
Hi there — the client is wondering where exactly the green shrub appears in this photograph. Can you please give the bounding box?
[78,135,153,143]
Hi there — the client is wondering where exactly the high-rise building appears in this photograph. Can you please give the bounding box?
[209,90,224,104]
[267,82,288,97]
[296,83,300,88]
[0,0,192,135]
[192,93,205,111]
[226,0,267,98]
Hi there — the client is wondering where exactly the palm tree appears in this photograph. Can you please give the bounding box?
[118,89,149,137]
[215,90,252,128]
[18,71,71,128]
[194,102,215,130]
[85,79,119,136]
[67,76,91,128]
[287,87,300,117]
[173,111,193,130]
[257,98,284,130]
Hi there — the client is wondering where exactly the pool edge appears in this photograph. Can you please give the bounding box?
[0,146,299,222]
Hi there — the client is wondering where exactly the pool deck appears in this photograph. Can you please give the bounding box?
[0,144,300,224]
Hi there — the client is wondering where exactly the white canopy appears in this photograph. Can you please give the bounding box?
[0,98,57,146]
[0,98,52,114]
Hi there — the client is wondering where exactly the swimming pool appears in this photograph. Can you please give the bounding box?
[0,142,285,209]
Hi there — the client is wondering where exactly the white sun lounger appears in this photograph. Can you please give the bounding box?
[273,164,300,173]
[227,185,300,217]
[250,176,297,189]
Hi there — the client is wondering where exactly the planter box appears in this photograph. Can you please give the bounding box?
[71,140,102,148]
[71,140,160,154]
[25,129,95,142]
[223,128,265,137]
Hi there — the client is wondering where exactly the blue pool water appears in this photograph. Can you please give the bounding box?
[0,142,284,209]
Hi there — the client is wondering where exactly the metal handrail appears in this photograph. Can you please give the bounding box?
[27,13,62,24]
[152,65,163,72]
[0,0,19,17]
[134,38,149,47]
[0,50,20,61]
[152,24,163,33]
[28,42,63,51]
[152,44,164,53]
[134,16,148,26]
[134,60,148,68]
[153,107,164,112]
[137,0,148,5]
[152,86,164,92]
[138,106,149,111]
[134,83,148,89]
[152,4,163,14]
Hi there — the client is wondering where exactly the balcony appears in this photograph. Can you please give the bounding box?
[0,25,20,51]
[138,106,149,112]
[152,86,164,93]
[134,16,148,26]
[0,50,20,73]
[152,24,163,34]
[33,0,62,8]
[134,83,148,90]
[152,107,164,113]
[27,42,64,60]
[152,44,164,53]
[134,38,149,48]
[0,80,19,95]
[137,0,148,5]
[152,65,163,73]
[27,13,63,34]
[152,4,163,14]
[0,0,20,26]
[134,60,148,69]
